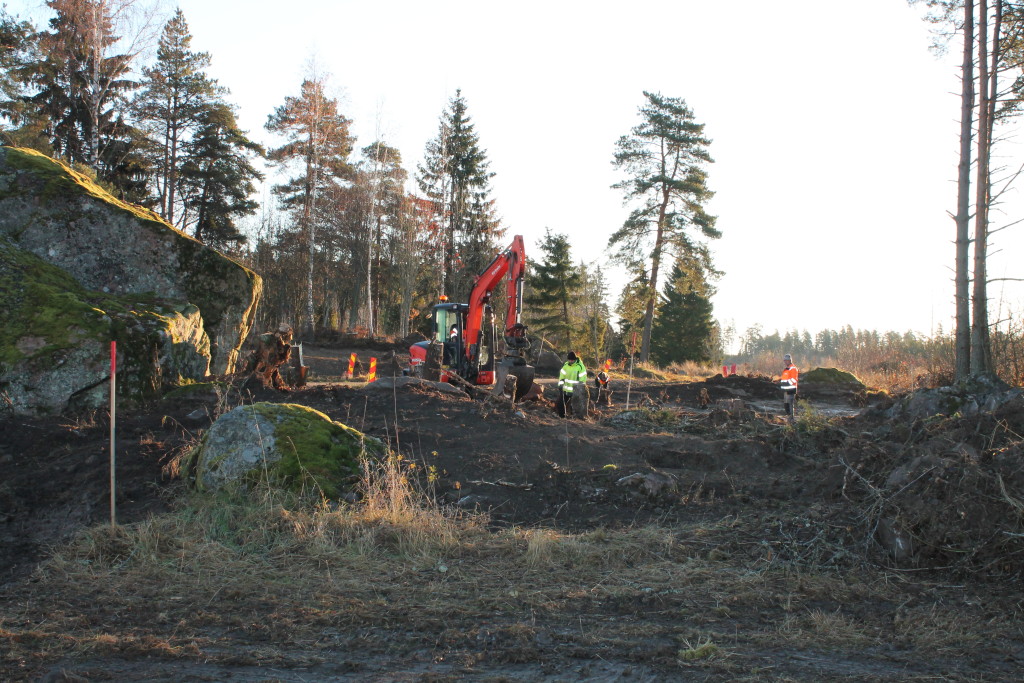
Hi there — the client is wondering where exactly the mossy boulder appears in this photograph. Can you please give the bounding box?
[0,146,261,375]
[0,238,212,413]
[191,403,386,497]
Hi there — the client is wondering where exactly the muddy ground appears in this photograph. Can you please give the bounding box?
[2,344,1024,681]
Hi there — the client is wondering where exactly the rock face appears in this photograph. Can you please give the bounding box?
[0,147,261,414]
[0,147,261,375]
[191,403,386,497]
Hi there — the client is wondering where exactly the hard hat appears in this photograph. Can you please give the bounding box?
[784,354,792,362]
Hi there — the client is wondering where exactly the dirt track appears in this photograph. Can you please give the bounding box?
[2,345,1024,681]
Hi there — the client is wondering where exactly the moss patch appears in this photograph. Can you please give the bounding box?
[249,403,385,498]
[1,238,211,409]
[803,367,863,385]
[1,147,179,234]
[0,237,110,367]
[162,381,227,400]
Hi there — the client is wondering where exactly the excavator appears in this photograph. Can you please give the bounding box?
[409,235,536,400]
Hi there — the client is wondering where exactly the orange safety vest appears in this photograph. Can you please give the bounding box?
[781,364,798,391]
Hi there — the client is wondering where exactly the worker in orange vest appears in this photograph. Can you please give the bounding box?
[780,353,798,423]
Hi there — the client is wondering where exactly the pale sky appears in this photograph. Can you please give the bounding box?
[10,0,1024,340]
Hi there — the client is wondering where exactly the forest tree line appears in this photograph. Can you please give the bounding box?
[7,2,1020,383]
[0,1,727,369]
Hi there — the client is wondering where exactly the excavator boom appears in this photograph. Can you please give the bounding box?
[463,235,526,356]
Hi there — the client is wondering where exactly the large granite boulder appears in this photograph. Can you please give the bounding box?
[1,238,212,413]
[190,403,386,497]
[0,146,261,375]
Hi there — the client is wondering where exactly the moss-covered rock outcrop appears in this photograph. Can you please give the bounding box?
[0,146,261,375]
[1,237,213,413]
[191,403,386,497]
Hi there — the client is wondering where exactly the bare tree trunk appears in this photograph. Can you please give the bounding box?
[972,0,993,375]
[640,186,671,363]
[971,0,1003,376]
[955,0,975,381]
[167,93,178,224]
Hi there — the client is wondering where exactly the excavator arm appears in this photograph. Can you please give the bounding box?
[462,234,526,359]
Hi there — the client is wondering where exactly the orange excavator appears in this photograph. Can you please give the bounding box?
[409,235,535,399]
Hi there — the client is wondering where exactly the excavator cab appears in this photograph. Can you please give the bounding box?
[411,302,496,384]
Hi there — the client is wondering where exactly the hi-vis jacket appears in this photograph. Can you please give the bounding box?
[558,360,587,394]
[781,364,799,392]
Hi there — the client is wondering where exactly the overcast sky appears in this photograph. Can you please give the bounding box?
[10,0,1024,342]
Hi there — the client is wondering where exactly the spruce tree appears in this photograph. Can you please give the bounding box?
[649,253,717,365]
[0,8,46,149]
[27,0,150,189]
[178,102,263,249]
[614,262,650,356]
[524,229,584,350]
[416,89,501,298]
[579,264,612,366]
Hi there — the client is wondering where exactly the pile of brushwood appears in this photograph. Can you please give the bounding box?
[826,377,1024,576]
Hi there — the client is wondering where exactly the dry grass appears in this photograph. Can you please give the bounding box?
[5,468,1019,680]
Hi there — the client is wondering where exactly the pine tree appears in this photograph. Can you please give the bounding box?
[416,89,501,299]
[609,91,719,363]
[134,9,219,224]
[650,253,717,365]
[524,229,584,350]
[266,76,355,337]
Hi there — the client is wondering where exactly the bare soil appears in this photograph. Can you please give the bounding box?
[2,344,1023,681]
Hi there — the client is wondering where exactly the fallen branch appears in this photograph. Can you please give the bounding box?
[998,474,1024,517]
[443,370,519,412]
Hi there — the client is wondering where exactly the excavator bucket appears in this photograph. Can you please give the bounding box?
[507,364,536,401]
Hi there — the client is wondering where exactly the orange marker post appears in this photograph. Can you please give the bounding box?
[367,357,377,383]
[347,353,356,379]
